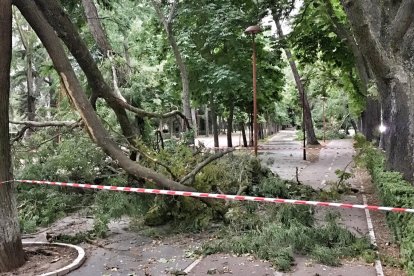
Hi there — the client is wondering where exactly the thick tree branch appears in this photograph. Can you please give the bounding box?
[129,145,177,180]
[33,0,135,150]
[167,0,178,24]
[340,0,391,78]
[116,99,191,129]
[274,17,319,145]
[10,120,80,127]
[81,0,112,55]
[390,0,414,49]
[180,148,235,185]
[11,125,30,143]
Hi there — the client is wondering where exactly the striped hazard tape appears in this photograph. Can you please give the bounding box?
[208,146,356,151]
[8,179,414,214]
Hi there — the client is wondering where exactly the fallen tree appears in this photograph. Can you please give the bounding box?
[13,0,231,212]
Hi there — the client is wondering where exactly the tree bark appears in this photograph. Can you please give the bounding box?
[81,0,112,55]
[274,18,319,145]
[14,0,199,193]
[341,0,414,182]
[0,0,25,271]
[360,97,380,143]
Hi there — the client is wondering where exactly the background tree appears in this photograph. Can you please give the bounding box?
[289,0,380,142]
[257,0,320,144]
[151,0,193,129]
[176,0,285,147]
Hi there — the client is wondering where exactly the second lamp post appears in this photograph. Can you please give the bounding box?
[245,25,261,157]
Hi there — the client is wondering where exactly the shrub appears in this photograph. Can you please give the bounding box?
[354,134,414,274]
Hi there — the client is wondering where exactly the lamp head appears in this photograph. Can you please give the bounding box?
[245,25,262,35]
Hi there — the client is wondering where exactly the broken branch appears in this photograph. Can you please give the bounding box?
[180,148,235,185]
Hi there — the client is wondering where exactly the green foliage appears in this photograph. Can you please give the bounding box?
[14,130,106,183]
[48,231,96,245]
[203,205,373,271]
[17,185,93,233]
[355,134,414,274]
[255,176,316,200]
[289,0,366,118]
[201,159,372,271]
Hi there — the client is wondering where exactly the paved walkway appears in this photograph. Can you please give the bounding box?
[259,129,309,180]
[267,133,376,275]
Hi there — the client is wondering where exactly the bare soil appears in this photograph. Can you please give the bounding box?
[1,244,77,276]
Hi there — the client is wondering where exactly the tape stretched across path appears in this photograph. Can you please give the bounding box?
[209,146,357,151]
[8,179,414,214]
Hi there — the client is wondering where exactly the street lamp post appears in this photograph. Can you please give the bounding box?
[245,25,261,157]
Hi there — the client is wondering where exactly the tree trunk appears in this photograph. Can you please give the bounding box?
[151,1,192,128]
[81,0,129,88]
[274,18,319,145]
[81,0,111,55]
[241,122,248,147]
[210,95,219,148]
[15,12,36,135]
[191,108,197,136]
[341,0,414,182]
[0,0,25,271]
[226,100,234,147]
[26,52,36,136]
[350,118,358,134]
[204,105,209,137]
[360,97,380,143]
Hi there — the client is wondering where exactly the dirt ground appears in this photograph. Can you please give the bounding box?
[1,244,77,276]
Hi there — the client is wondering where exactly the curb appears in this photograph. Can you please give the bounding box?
[22,241,86,276]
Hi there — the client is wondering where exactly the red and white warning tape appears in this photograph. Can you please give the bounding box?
[10,180,414,214]
[209,146,355,151]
